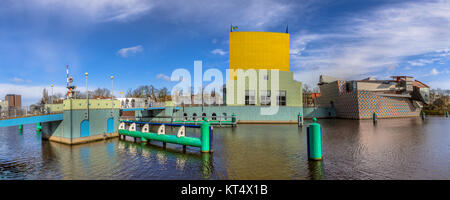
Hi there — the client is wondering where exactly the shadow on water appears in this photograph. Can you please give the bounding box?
[42,138,215,179]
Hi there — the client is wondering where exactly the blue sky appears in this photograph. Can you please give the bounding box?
[0,0,449,105]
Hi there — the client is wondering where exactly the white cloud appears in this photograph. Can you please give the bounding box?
[117,45,143,57]
[408,58,438,66]
[428,79,450,90]
[156,73,171,81]
[0,84,66,106]
[26,0,154,22]
[9,77,32,84]
[211,48,227,56]
[5,0,312,30]
[291,0,450,86]
[430,68,440,76]
[10,77,24,83]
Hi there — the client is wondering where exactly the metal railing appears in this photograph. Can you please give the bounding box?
[0,106,52,120]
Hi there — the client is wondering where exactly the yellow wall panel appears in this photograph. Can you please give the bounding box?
[229,32,289,80]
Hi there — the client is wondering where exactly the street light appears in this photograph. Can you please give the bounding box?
[85,72,89,119]
[50,84,54,104]
[110,75,114,115]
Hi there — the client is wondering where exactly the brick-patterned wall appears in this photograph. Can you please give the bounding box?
[317,80,421,119]
[357,91,420,119]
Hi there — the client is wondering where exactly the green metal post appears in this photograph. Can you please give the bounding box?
[421,110,425,120]
[446,111,448,118]
[298,113,303,127]
[373,112,377,124]
[141,136,147,144]
[201,121,211,153]
[231,113,236,127]
[36,122,42,134]
[307,118,322,161]
[18,124,23,134]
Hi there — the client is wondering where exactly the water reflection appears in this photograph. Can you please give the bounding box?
[307,161,323,180]
[0,117,449,179]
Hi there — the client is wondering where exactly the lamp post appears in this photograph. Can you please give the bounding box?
[85,72,89,119]
[110,75,114,116]
[50,84,54,104]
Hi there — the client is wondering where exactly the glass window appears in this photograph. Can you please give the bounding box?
[245,90,256,105]
[260,90,271,106]
[276,90,286,106]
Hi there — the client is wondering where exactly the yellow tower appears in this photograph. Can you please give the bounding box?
[229,31,290,79]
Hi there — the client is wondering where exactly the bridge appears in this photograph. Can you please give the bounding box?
[0,113,63,128]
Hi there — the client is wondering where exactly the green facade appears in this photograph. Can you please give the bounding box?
[42,99,120,141]
[226,70,302,106]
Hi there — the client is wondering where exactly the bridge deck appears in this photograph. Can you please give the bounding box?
[0,113,64,127]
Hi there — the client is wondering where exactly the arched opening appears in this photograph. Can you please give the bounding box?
[183,113,188,120]
[107,118,114,133]
[192,113,197,121]
[80,120,90,137]
[131,99,136,108]
[212,113,217,120]
[223,113,227,120]
[202,113,207,120]
[330,101,334,108]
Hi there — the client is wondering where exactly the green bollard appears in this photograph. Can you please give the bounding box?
[421,110,425,120]
[298,113,303,127]
[200,121,211,153]
[307,118,322,161]
[231,113,236,127]
[36,122,42,134]
[446,111,448,118]
[18,124,23,134]
[373,112,377,124]
[141,136,147,144]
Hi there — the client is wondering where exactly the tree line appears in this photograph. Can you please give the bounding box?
[125,85,170,102]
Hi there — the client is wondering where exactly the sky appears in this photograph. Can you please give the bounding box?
[0,0,449,106]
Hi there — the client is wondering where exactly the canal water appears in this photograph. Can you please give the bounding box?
[0,117,449,180]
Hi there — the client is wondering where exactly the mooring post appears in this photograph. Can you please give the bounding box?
[421,110,425,120]
[446,111,448,118]
[209,126,214,153]
[298,113,303,127]
[232,113,236,127]
[373,112,377,124]
[141,136,147,144]
[306,118,322,161]
[18,124,23,134]
[201,121,211,153]
[36,122,42,134]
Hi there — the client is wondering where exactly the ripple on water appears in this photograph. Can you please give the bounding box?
[0,117,449,179]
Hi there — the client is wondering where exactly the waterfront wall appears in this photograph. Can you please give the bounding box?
[135,106,335,123]
[357,91,420,119]
[316,80,421,119]
[41,99,120,144]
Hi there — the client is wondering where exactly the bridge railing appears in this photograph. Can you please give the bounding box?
[0,106,63,120]
[120,102,166,109]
